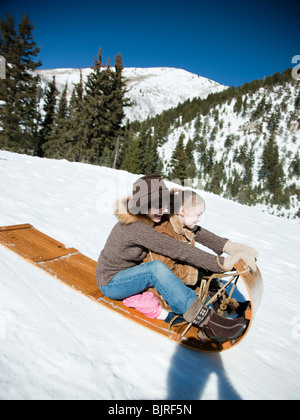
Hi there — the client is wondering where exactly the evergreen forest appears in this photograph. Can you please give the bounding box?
[0,14,129,168]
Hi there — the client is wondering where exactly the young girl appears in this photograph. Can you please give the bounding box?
[96,175,258,343]
[146,189,206,285]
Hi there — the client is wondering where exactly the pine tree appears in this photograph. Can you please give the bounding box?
[185,138,197,179]
[117,123,133,169]
[202,145,216,177]
[37,76,58,157]
[111,53,130,168]
[251,96,271,121]
[98,59,117,166]
[235,140,249,166]
[154,116,169,146]
[168,134,187,184]
[66,69,86,162]
[267,162,285,194]
[259,135,279,180]
[290,152,300,177]
[295,92,300,110]
[228,169,242,197]
[141,130,163,175]
[207,160,224,195]
[0,14,41,153]
[42,84,69,159]
[82,49,129,166]
[233,95,243,114]
[259,135,286,200]
[243,149,254,186]
[267,107,281,133]
[225,134,235,149]
[120,135,143,174]
[0,14,19,150]
[82,48,108,164]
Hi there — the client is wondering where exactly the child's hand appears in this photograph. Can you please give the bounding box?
[223,240,259,259]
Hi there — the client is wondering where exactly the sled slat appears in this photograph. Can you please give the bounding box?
[0,225,78,263]
[0,223,33,232]
[234,261,264,318]
[38,253,99,297]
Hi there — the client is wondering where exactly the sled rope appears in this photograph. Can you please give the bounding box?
[168,263,251,340]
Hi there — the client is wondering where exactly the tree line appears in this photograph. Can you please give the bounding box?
[0,14,129,168]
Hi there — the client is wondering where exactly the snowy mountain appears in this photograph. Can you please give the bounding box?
[0,150,300,400]
[36,67,227,122]
[156,76,300,220]
[35,67,299,220]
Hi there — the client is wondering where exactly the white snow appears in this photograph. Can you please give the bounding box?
[36,67,227,122]
[0,150,300,400]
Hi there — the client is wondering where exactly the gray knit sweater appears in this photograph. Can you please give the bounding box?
[96,199,228,287]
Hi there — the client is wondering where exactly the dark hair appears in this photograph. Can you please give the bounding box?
[128,175,170,215]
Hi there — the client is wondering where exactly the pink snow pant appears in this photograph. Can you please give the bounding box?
[123,291,163,319]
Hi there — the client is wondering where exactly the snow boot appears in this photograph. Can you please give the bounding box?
[183,298,247,344]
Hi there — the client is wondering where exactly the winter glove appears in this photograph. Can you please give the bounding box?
[222,251,257,272]
[223,240,259,259]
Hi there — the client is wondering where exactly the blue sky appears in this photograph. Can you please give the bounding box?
[0,0,299,86]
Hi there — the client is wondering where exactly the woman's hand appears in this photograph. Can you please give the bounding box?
[223,240,259,259]
[222,251,257,272]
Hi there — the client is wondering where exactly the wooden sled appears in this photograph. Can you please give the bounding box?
[0,224,263,352]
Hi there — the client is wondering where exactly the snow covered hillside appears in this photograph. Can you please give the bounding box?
[0,150,300,400]
[159,80,300,219]
[36,67,226,122]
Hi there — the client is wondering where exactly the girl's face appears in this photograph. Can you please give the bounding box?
[148,204,169,224]
[179,202,205,230]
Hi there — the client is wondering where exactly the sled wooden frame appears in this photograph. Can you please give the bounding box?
[0,224,263,352]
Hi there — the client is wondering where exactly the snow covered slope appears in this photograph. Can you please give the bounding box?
[0,150,300,400]
[36,67,227,122]
[159,81,300,220]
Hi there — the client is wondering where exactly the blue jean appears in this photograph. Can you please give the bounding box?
[100,261,197,315]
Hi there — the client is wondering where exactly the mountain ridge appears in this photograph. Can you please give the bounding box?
[36,66,227,122]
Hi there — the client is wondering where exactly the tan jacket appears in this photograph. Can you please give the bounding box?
[143,214,200,310]
[144,214,198,286]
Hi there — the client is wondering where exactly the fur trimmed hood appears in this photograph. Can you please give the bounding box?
[115,197,155,227]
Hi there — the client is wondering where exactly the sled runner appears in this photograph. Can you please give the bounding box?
[0,224,263,352]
